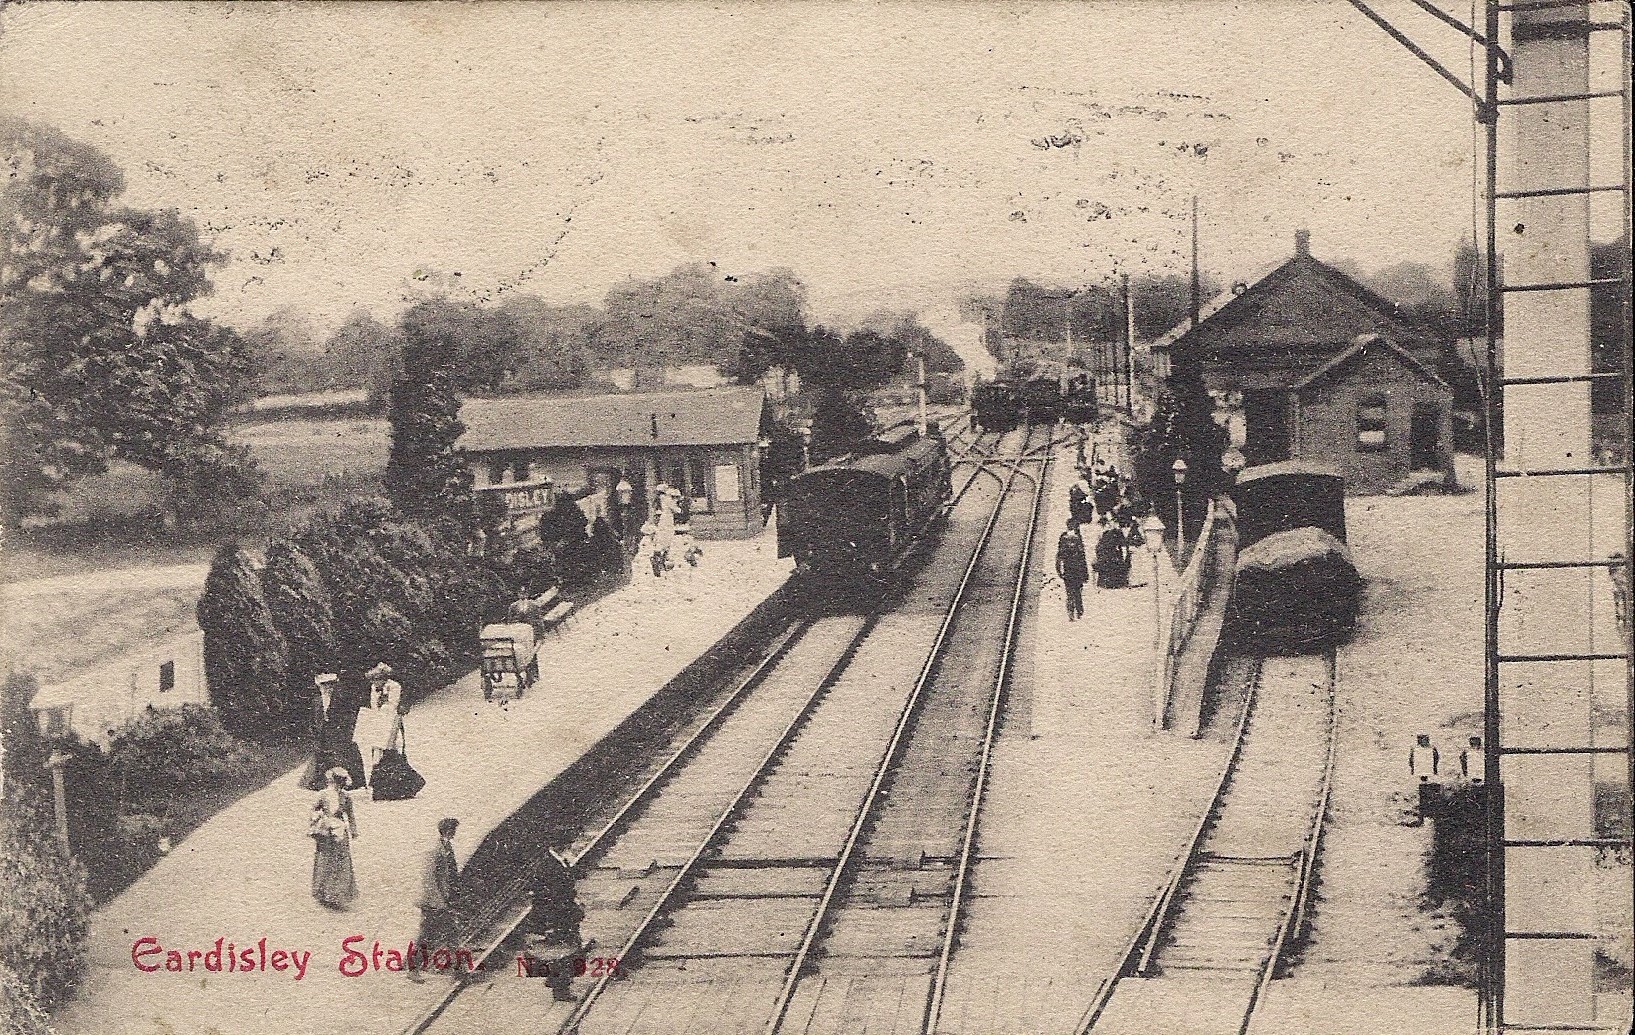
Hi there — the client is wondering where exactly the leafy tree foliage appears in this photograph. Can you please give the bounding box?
[809,388,875,462]
[196,543,291,735]
[598,264,807,372]
[0,116,258,523]
[261,539,339,692]
[0,959,54,1035]
[858,312,964,375]
[384,317,475,526]
[0,785,91,1011]
[1129,358,1228,546]
[107,706,256,810]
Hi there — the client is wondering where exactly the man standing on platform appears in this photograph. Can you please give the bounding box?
[410,817,461,983]
[1055,519,1089,621]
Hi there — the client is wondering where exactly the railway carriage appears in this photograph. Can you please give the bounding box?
[777,422,953,578]
[970,382,1020,432]
[1228,460,1361,651]
[1019,377,1064,423]
[1062,373,1099,424]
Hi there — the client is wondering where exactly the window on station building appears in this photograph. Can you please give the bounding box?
[1356,393,1389,452]
[158,660,175,693]
[488,457,508,485]
[512,458,532,483]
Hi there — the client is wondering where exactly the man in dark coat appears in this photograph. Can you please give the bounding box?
[518,849,585,1001]
[1055,520,1090,621]
[409,817,461,982]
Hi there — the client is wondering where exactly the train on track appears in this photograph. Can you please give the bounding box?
[1227,460,1362,651]
[969,371,1097,430]
[970,381,1020,433]
[777,420,954,579]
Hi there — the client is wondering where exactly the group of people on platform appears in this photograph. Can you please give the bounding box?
[1055,457,1153,621]
[637,483,705,579]
[306,663,426,911]
[303,664,587,989]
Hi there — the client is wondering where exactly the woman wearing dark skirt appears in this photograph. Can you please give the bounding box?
[310,767,359,909]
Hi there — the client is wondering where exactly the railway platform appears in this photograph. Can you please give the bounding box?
[926,429,1241,1035]
[53,529,793,1035]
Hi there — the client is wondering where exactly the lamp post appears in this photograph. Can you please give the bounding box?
[1221,447,1246,486]
[1142,514,1168,731]
[44,751,73,847]
[1171,457,1188,557]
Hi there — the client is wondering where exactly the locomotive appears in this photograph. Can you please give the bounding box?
[777,421,954,578]
[1227,461,1361,651]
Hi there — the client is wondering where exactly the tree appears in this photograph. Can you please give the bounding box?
[261,539,339,692]
[1129,358,1228,547]
[0,116,259,523]
[385,317,475,527]
[398,298,520,394]
[324,309,403,407]
[196,544,291,735]
[0,785,91,1011]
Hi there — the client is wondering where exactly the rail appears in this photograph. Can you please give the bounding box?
[763,425,1041,1034]
[923,430,1052,1034]
[1074,657,1262,1035]
[539,425,1036,1035]
[1241,650,1341,1035]
[403,617,816,1035]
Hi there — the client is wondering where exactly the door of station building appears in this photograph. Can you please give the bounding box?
[1409,403,1439,470]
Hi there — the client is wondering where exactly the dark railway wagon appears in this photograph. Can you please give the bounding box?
[1062,373,1098,424]
[1019,376,1064,422]
[777,423,953,577]
[971,382,1020,432]
[1228,461,1361,651]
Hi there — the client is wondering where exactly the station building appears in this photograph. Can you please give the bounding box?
[1150,229,1456,494]
[459,385,772,539]
[29,631,209,748]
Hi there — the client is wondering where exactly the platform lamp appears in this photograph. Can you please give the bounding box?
[1171,457,1188,556]
[1222,446,1246,484]
[1142,514,1168,731]
[614,476,635,561]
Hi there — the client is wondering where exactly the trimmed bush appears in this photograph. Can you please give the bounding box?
[261,539,338,692]
[0,960,54,1035]
[107,705,257,810]
[0,786,91,1011]
[196,543,291,735]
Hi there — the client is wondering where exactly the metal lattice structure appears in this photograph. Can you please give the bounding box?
[1345,1,1633,1031]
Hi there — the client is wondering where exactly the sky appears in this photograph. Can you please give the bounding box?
[1,0,1516,335]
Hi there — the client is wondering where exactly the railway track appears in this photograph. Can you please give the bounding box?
[1080,650,1339,1035]
[773,433,1050,1034]
[412,424,1039,1035]
[551,425,1044,1035]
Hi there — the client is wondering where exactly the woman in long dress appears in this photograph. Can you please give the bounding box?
[358,663,403,787]
[310,767,359,909]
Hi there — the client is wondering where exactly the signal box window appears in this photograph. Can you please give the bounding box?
[1356,393,1389,452]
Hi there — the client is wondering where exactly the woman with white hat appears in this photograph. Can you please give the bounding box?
[357,663,403,785]
[310,766,359,909]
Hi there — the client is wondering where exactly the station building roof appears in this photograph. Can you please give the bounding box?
[460,385,769,452]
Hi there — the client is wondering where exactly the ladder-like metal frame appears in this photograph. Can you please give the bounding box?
[1344,1,1632,1031]
[1479,3,1634,1031]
